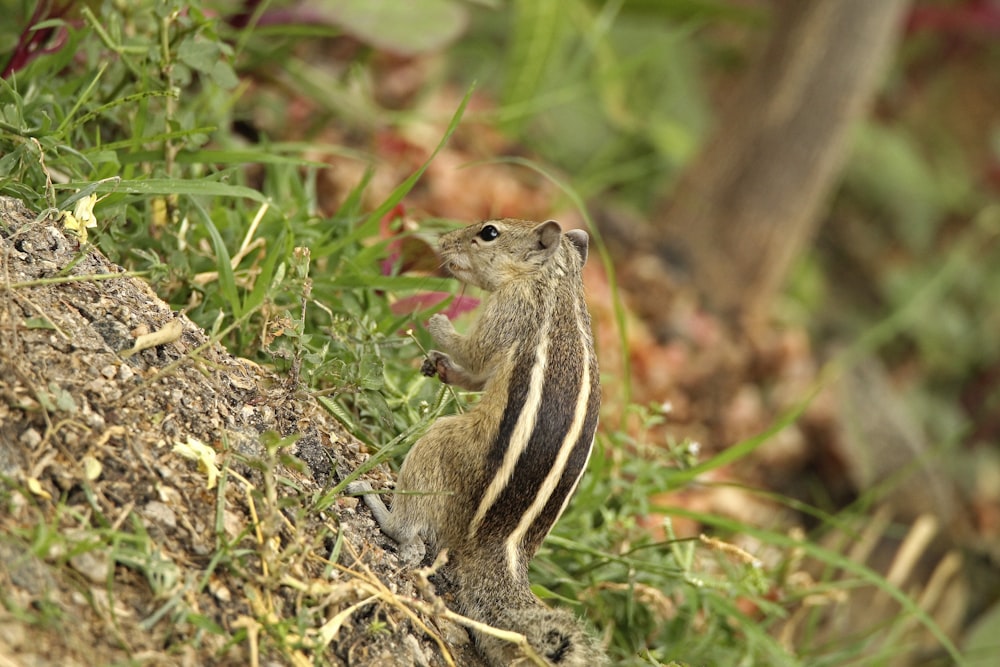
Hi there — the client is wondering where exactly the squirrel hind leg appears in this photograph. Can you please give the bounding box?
[347,481,424,552]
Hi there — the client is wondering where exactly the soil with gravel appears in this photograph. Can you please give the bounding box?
[0,196,479,666]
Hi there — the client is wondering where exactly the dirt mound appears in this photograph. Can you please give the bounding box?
[0,197,471,666]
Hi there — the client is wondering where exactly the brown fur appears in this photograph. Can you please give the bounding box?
[349,219,604,666]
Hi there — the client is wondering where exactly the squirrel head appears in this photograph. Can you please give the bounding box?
[440,219,589,292]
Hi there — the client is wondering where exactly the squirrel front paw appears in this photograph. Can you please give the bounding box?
[422,350,485,391]
[421,350,452,381]
[426,313,454,341]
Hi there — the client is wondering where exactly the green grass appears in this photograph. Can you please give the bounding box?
[0,1,977,666]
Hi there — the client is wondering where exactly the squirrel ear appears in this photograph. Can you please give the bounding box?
[564,229,589,265]
[532,220,563,259]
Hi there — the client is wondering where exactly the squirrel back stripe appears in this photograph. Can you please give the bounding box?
[469,312,552,539]
[524,386,599,558]
[505,335,596,575]
[473,292,594,563]
[521,294,601,560]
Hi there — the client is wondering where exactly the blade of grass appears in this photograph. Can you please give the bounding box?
[188,196,241,318]
[55,62,108,135]
[503,0,563,132]
[242,231,288,316]
[55,176,122,211]
[94,127,218,155]
[58,178,270,204]
[177,149,327,168]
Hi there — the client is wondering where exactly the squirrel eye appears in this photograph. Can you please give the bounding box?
[477,224,499,242]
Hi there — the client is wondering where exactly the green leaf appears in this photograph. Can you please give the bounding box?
[846,125,958,253]
[357,355,385,391]
[184,613,225,635]
[48,382,78,414]
[177,40,219,73]
[24,317,56,330]
[362,389,394,430]
[322,0,469,55]
[209,60,239,90]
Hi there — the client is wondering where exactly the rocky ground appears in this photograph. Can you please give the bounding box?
[0,196,479,666]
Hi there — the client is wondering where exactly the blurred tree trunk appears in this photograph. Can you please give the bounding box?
[654,0,910,330]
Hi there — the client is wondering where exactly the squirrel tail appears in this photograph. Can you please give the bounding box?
[486,604,607,667]
[453,560,607,666]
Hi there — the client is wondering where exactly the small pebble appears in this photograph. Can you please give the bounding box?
[69,551,110,584]
[143,500,177,529]
[18,428,42,448]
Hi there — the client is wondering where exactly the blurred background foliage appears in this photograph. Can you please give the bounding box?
[2,0,999,665]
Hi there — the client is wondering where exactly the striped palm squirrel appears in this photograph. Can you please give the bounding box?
[349,219,605,666]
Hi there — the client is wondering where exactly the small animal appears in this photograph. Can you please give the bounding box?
[349,218,604,665]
